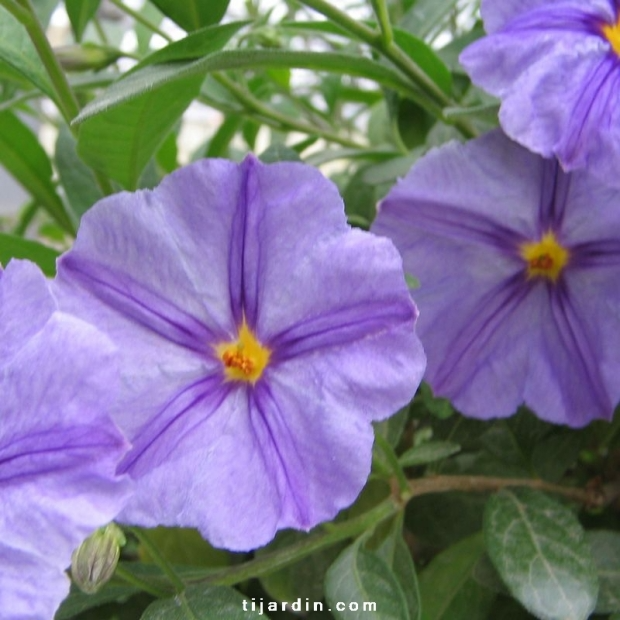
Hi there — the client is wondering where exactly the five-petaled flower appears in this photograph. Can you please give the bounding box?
[0,260,131,620]
[460,0,620,189]
[372,130,620,427]
[55,155,425,551]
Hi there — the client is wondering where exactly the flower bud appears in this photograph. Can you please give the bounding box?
[55,44,124,72]
[71,523,126,594]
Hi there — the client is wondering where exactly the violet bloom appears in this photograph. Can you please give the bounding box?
[0,260,131,619]
[55,155,425,551]
[460,0,620,189]
[372,130,620,427]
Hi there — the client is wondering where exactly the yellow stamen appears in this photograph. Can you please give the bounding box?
[602,17,620,56]
[520,231,569,282]
[216,321,270,384]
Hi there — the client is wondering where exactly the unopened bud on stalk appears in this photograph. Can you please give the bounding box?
[55,44,124,72]
[71,523,126,594]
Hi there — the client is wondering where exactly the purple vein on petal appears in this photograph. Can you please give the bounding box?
[390,198,524,254]
[502,6,602,35]
[60,255,215,352]
[537,159,570,232]
[269,299,413,362]
[569,238,620,268]
[560,57,619,167]
[118,373,228,477]
[0,426,119,484]
[228,165,248,328]
[251,383,309,526]
[433,272,531,393]
[550,281,612,418]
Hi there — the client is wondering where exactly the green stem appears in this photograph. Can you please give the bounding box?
[371,0,393,47]
[298,0,378,44]
[187,474,600,588]
[404,475,601,505]
[11,0,114,201]
[212,73,367,149]
[0,0,32,26]
[374,433,409,496]
[114,564,170,598]
[296,0,476,138]
[130,527,186,594]
[14,0,80,124]
[12,200,38,235]
[194,497,399,586]
[107,0,172,42]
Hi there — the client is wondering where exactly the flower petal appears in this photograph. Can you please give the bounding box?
[461,1,620,188]
[0,260,55,365]
[0,547,70,620]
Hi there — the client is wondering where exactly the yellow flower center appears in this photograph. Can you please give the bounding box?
[520,231,569,282]
[602,16,620,56]
[215,321,270,384]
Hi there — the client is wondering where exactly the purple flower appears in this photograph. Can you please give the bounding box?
[54,155,425,551]
[0,260,131,619]
[460,0,620,189]
[371,130,620,427]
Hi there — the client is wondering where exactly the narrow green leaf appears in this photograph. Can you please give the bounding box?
[141,584,269,619]
[55,124,103,221]
[0,6,54,98]
[0,110,73,233]
[134,21,249,68]
[418,533,495,620]
[375,518,421,620]
[325,541,411,620]
[393,29,452,95]
[77,76,201,189]
[484,489,598,620]
[149,0,230,31]
[0,233,59,276]
[399,441,460,467]
[399,0,460,40]
[586,530,620,613]
[75,51,425,123]
[65,0,101,41]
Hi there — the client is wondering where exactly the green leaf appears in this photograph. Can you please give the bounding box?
[75,51,425,123]
[484,489,598,620]
[418,533,495,620]
[55,583,141,619]
[148,0,230,31]
[55,124,103,221]
[0,6,54,98]
[393,29,451,95]
[135,21,249,68]
[77,75,201,189]
[399,0,460,40]
[259,143,301,163]
[141,585,269,619]
[399,441,460,467]
[258,530,344,604]
[531,430,583,482]
[375,518,421,620]
[138,527,230,569]
[0,110,73,233]
[325,541,411,620]
[65,0,101,41]
[585,530,620,613]
[0,233,59,276]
